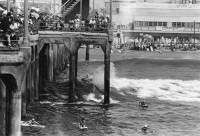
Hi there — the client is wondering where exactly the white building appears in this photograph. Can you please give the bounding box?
[105,0,200,44]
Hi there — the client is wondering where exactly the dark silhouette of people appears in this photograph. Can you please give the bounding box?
[141,124,148,133]
[139,100,148,108]
[1,12,12,46]
[78,117,87,130]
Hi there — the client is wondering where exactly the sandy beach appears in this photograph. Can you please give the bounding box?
[78,47,200,62]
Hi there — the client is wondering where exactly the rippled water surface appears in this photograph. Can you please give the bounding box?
[22,57,200,136]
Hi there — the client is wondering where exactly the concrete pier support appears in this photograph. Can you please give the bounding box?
[0,47,31,136]
[48,44,54,81]
[0,80,6,135]
[104,42,111,104]
[30,46,35,104]
[86,45,89,61]
[75,51,78,78]
[34,45,39,101]
[69,54,76,103]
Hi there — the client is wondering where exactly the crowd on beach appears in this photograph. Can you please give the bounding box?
[114,34,200,52]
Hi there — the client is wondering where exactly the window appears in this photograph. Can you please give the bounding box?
[158,22,162,26]
[163,22,167,26]
[191,22,194,27]
[144,21,149,26]
[153,22,157,26]
[196,22,200,28]
[172,22,177,27]
[135,21,139,27]
[177,22,181,27]
[186,22,190,27]
[182,22,185,27]
[149,22,153,26]
[139,21,143,27]
[116,8,119,14]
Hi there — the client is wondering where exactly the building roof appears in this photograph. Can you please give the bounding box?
[133,16,200,22]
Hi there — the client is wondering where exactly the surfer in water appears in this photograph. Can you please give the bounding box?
[78,117,88,130]
[139,100,148,108]
[140,124,155,134]
[141,124,148,133]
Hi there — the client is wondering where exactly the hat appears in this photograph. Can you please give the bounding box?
[144,125,148,127]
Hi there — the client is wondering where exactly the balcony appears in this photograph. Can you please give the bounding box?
[0,33,20,51]
[38,21,110,33]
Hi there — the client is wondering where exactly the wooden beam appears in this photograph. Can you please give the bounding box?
[86,45,89,61]
[104,42,111,104]
[69,54,76,103]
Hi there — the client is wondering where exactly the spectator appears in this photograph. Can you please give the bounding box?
[59,17,64,30]
[69,18,74,31]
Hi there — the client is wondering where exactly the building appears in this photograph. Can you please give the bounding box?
[105,0,200,44]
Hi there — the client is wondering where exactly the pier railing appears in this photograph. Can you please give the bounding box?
[38,21,110,33]
[0,32,20,51]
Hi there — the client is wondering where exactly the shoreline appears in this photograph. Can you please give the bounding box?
[78,48,200,62]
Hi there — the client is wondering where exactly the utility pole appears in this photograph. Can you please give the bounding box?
[54,0,55,15]
[80,0,82,18]
[23,0,29,44]
[110,0,112,28]
[194,20,196,48]
[7,0,10,12]
[93,0,95,10]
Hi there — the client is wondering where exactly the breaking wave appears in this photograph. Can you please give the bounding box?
[91,62,200,103]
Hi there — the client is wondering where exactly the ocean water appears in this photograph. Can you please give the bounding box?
[87,58,200,136]
[23,57,200,136]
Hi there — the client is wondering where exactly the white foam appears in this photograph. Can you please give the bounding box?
[92,62,116,87]
[111,78,200,102]
[83,93,102,103]
[91,62,200,103]
[83,93,119,104]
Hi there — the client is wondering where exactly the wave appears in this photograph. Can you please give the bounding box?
[111,78,200,102]
[82,93,119,104]
[91,62,200,103]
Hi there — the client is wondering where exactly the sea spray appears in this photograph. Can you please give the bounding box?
[92,62,116,88]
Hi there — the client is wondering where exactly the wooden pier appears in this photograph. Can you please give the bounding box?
[0,30,113,135]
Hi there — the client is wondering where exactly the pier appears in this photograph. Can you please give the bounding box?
[0,30,112,135]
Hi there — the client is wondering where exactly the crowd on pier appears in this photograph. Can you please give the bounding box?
[0,8,110,47]
[68,12,110,31]
[0,5,50,47]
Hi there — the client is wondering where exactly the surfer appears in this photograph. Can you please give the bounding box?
[78,117,88,130]
[141,124,148,133]
[140,124,155,134]
[139,100,148,108]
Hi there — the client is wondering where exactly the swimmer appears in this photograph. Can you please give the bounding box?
[139,100,148,108]
[141,124,148,133]
[139,124,155,133]
[78,117,88,130]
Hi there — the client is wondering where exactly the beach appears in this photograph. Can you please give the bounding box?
[78,47,200,62]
